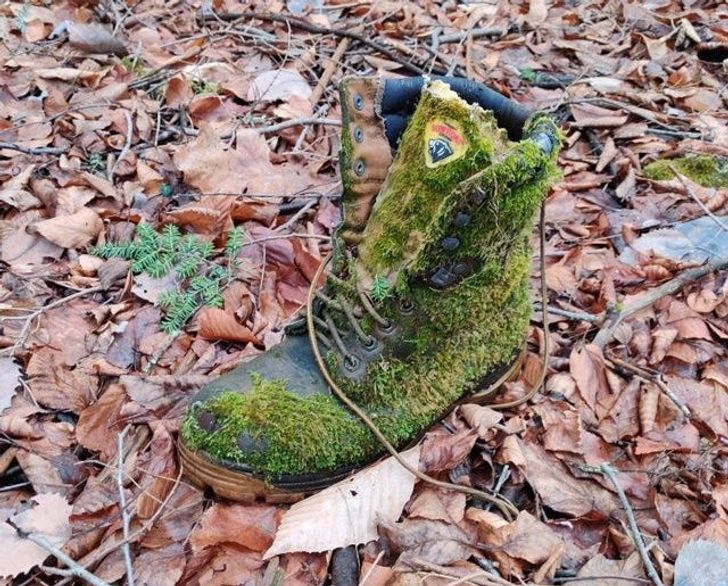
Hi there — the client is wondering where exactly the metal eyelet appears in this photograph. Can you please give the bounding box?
[344,354,361,371]
[353,93,364,110]
[353,127,364,143]
[441,236,460,251]
[354,159,365,176]
[399,299,414,315]
[377,319,395,334]
[360,336,378,351]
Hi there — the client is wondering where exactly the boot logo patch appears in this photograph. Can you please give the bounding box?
[425,120,468,168]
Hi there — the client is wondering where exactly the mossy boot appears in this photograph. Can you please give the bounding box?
[179,77,560,502]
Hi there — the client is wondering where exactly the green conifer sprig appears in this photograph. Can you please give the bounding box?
[93,223,245,333]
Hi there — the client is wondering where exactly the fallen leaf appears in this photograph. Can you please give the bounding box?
[569,344,610,412]
[265,446,419,558]
[197,307,259,345]
[0,493,72,578]
[190,503,281,553]
[419,429,477,473]
[68,22,128,56]
[35,208,103,248]
[248,69,312,102]
[0,358,22,414]
[379,516,475,566]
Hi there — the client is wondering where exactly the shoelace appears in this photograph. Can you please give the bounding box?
[303,204,551,520]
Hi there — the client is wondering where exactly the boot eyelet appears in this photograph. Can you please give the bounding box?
[377,319,395,334]
[399,299,414,315]
[353,94,364,110]
[354,160,366,176]
[344,354,361,371]
[360,336,378,351]
[353,127,364,143]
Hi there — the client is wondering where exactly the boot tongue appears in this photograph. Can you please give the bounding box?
[356,80,510,287]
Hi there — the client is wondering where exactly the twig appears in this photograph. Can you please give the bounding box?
[605,354,691,418]
[586,464,664,586]
[109,110,134,180]
[143,331,181,375]
[533,302,602,323]
[253,117,341,134]
[0,141,66,155]
[198,11,426,75]
[24,533,112,586]
[484,465,510,512]
[273,199,316,233]
[359,551,384,586]
[553,577,650,584]
[117,427,135,586]
[668,164,728,234]
[310,37,350,106]
[437,25,515,44]
[592,259,728,347]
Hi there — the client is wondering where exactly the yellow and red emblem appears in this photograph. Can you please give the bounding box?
[424,119,468,168]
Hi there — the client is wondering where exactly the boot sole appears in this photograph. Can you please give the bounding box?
[179,349,524,503]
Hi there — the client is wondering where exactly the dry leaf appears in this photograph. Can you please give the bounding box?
[190,503,281,553]
[197,307,259,345]
[0,358,22,414]
[265,446,419,558]
[458,404,502,437]
[525,0,548,26]
[68,22,128,56]
[0,493,72,578]
[248,69,312,102]
[0,164,41,210]
[35,208,103,248]
[569,344,609,412]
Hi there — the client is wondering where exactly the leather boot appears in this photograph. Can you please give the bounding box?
[178,77,560,502]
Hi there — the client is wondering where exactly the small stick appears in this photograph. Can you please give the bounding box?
[436,25,514,44]
[532,302,602,323]
[117,427,135,586]
[587,464,664,586]
[605,354,691,418]
[668,164,728,234]
[310,37,350,106]
[592,259,728,347]
[24,533,112,586]
[0,142,66,156]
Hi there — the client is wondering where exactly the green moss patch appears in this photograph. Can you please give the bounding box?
[644,155,728,188]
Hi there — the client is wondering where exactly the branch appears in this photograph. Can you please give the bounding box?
[117,427,135,586]
[26,533,112,586]
[586,464,664,586]
[0,141,66,156]
[592,259,728,347]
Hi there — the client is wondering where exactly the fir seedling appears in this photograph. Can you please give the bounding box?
[370,275,391,303]
[93,223,245,333]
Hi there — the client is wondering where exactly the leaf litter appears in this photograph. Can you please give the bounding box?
[0,1,727,585]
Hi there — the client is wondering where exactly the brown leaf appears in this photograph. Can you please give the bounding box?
[247,69,312,102]
[26,349,98,413]
[68,22,128,57]
[408,488,466,524]
[77,384,128,458]
[639,383,660,434]
[190,503,281,553]
[569,344,610,412]
[379,517,475,566]
[135,424,177,519]
[142,485,204,548]
[0,493,72,579]
[181,544,264,586]
[517,440,618,517]
[419,429,477,473]
[458,403,502,437]
[577,552,644,585]
[35,208,103,248]
[0,164,41,210]
[649,327,678,365]
[197,307,259,345]
[132,543,186,586]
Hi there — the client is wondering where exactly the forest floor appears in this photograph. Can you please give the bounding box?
[1,1,727,585]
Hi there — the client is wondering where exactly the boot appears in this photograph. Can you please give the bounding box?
[178,77,560,502]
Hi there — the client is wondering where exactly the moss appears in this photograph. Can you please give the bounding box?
[644,155,728,188]
[181,81,561,480]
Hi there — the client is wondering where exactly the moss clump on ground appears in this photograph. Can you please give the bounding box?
[644,155,728,188]
[181,81,560,480]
